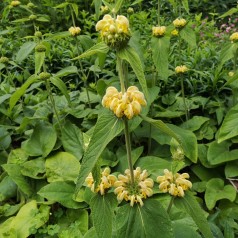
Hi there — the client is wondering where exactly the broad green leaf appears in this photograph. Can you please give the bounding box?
[151,36,170,81]
[45,152,80,183]
[0,201,50,238]
[54,66,78,77]
[180,23,196,48]
[7,148,28,164]
[22,122,57,158]
[218,103,238,142]
[38,181,85,209]
[73,42,109,60]
[71,3,78,17]
[117,46,148,99]
[91,194,117,238]
[205,178,236,210]
[114,199,173,238]
[2,164,33,196]
[94,0,102,19]
[0,127,11,150]
[172,221,202,238]
[174,191,213,238]
[114,0,124,13]
[0,176,17,202]
[9,75,39,112]
[61,121,84,161]
[207,141,238,165]
[35,51,45,74]
[50,76,70,103]
[15,41,37,63]
[75,111,124,195]
[225,160,238,178]
[181,0,189,14]
[21,157,45,179]
[180,116,210,131]
[218,43,237,70]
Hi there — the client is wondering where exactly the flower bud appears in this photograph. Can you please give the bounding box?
[39,72,51,80]
[35,44,47,52]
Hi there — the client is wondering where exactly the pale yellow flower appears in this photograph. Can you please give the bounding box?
[228,71,234,77]
[68,26,81,36]
[152,26,166,37]
[85,167,117,195]
[230,32,238,42]
[114,167,154,206]
[175,65,188,74]
[10,1,21,7]
[171,29,179,36]
[100,5,109,14]
[173,18,187,28]
[157,169,192,197]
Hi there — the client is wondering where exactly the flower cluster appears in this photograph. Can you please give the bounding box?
[102,86,146,119]
[114,167,154,206]
[171,29,179,36]
[10,1,21,7]
[175,65,188,74]
[230,32,238,42]
[100,5,109,14]
[0,57,9,64]
[157,169,192,197]
[96,14,131,49]
[152,26,166,37]
[68,26,81,36]
[173,18,187,28]
[85,167,117,195]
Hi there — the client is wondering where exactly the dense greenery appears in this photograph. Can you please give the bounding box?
[1,0,238,237]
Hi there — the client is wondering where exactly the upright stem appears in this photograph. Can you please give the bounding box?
[117,56,125,93]
[233,50,238,105]
[70,5,76,27]
[124,118,135,185]
[157,0,161,25]
[181,77,188,121]
[167,196,174,214]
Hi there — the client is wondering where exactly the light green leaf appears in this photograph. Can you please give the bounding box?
[2,164,33,196]
[114,0,124,13]
[180,23,196,48]
[117,46,148,99]
[205,178,236,210]
[35,51,45,74]
[54,66,78,77]
[181,0,189,13]
[0,127,11,150]
[45,152,80,183]
[22,122,57,157]
[50,76,70,103]
[114,199,173,238]
[15,41,37,63]
[207,141,238,165]
[0,176,17,202]
[225,160,238,178]
[180,116,210,131]
[54,2,69,8]
[94,0,102,19]
[9,75,39,112]
[151,36,170,81]
[218,103,238,143]
[219,7,238,18]
[73,42,109,60]
[172,221,202,238]
[38,181,85,209]
[218,43,237,70]
[75,111,124,195]
[174,191,213,238]
[61,121,84,161]
[91,194,117,238]
[71,3,78,17]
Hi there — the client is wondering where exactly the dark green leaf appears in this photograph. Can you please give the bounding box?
[15,41,37,63]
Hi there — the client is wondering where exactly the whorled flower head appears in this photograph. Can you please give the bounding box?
[100,5,109,14]
[85,167,117,195]
[10,1,21,7]
[152,26,166,37]
[171,29,179,36]
[69,26,81,36]
[228,71,234,77]
[114,167,154,206]
[230,32,238,42]
[96,14,131,49]
[102,86,146,119]
[157,169,192,197]
[175,65,188,74]
[0,56,9,64]
[173,18,187,28]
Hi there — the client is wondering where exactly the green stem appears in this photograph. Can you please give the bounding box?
[70,5,76,27]
[46,79,63,132]
[117,56,126,93]
[124,118,135,185]
[181,77,189,121]
[233,51,238,105]
[157,0,161,25]
[167,196,174,214]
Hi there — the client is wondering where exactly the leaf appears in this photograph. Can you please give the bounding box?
[181,0,189,14]
[61,121,84,161]
[218,43,237,70]
[91,194,117,238]
[180,23,196,48]
[180,116,210,131]
[0,201,50,238]
[15,41,37,63]
[35,51,45,74]
[172,221,202,238]
[45,152,80,183]
[207,141,238,165]
[205,178,236,210]
[151,36,170,81]
[9,75,39,112]
[75,111,124,195]
[2,164,33,196]
[218,103,238,142]
[174,191,213,238]
[94,0,102,19]
[73,42,109,60]
[114,199,173,238]
[117,46,148,99]
[22,122,57,157]
[50,76,70,103]
[219,7,238,18]
[0,176,17,202]
[114,0,124,13]
[0,127,11,150]
[54,66,78,77]
[38,181,85,209]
